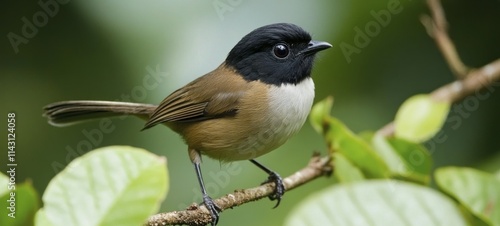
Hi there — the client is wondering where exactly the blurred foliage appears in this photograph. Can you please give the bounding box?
[285,180,470,226]
[37,146,168,226]
[1,0,500,225]
[301,96,498,225]
[310,97,390,179]
[311,97,433,184]
[0,178,39,226]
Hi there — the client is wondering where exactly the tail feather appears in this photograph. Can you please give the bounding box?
[43,100,157,127]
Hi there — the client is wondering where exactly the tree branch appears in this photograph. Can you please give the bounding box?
[377,0,500,137]
[146,154,332,226]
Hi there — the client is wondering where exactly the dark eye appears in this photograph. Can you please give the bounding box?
[273,43,290,59]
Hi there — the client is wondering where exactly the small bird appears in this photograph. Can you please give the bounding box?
[44,23,331,225]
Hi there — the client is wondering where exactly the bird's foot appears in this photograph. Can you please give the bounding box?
[203,195,221,226]
[262,171,285,208]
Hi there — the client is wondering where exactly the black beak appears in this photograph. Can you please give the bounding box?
[299,40,332,55]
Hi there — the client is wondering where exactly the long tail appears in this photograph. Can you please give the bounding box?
[43,100,157,127]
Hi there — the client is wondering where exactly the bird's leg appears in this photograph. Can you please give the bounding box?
[249,159,285,208]
[189,148,221,225]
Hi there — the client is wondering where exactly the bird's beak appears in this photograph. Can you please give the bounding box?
[299,40,332,55]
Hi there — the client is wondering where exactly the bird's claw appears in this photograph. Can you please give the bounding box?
[261,171,285,208]
[203,195,221,226]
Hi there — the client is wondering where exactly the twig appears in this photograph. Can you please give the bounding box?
[146,154,332,226]
[421,0,469,78]
[378,0,500,137]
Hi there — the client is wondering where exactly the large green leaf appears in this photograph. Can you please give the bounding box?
[285,180,468,226]
[394,94,450,142]
[436,167,500,226]
[0,181,39,226]
[41,146,168,226]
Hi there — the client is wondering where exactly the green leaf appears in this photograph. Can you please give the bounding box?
[372,134,432,184]
[372,134,407,174]
[34,209,54,226]
[387,138,432,182]
[436,167,500,226]
[333,152,365,183]
[358,131,375,143]
[285,180,469,226]
[0,181,39,226]
[326,117,389,178]
[42,146,169,226]
[395,94,450,142]
[0,173,9,197]
[309,96,334,134]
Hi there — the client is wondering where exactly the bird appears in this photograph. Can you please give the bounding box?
[43,23,331,225]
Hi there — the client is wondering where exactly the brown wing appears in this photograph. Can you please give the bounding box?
[143,64,247,129]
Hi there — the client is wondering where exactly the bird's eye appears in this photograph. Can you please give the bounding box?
[273,43,290,59]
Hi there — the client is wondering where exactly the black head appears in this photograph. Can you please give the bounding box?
[225,23,331,85]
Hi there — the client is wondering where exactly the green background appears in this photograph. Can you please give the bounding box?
[1,0,500,225]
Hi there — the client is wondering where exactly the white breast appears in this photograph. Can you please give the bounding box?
[263,77,315,152]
